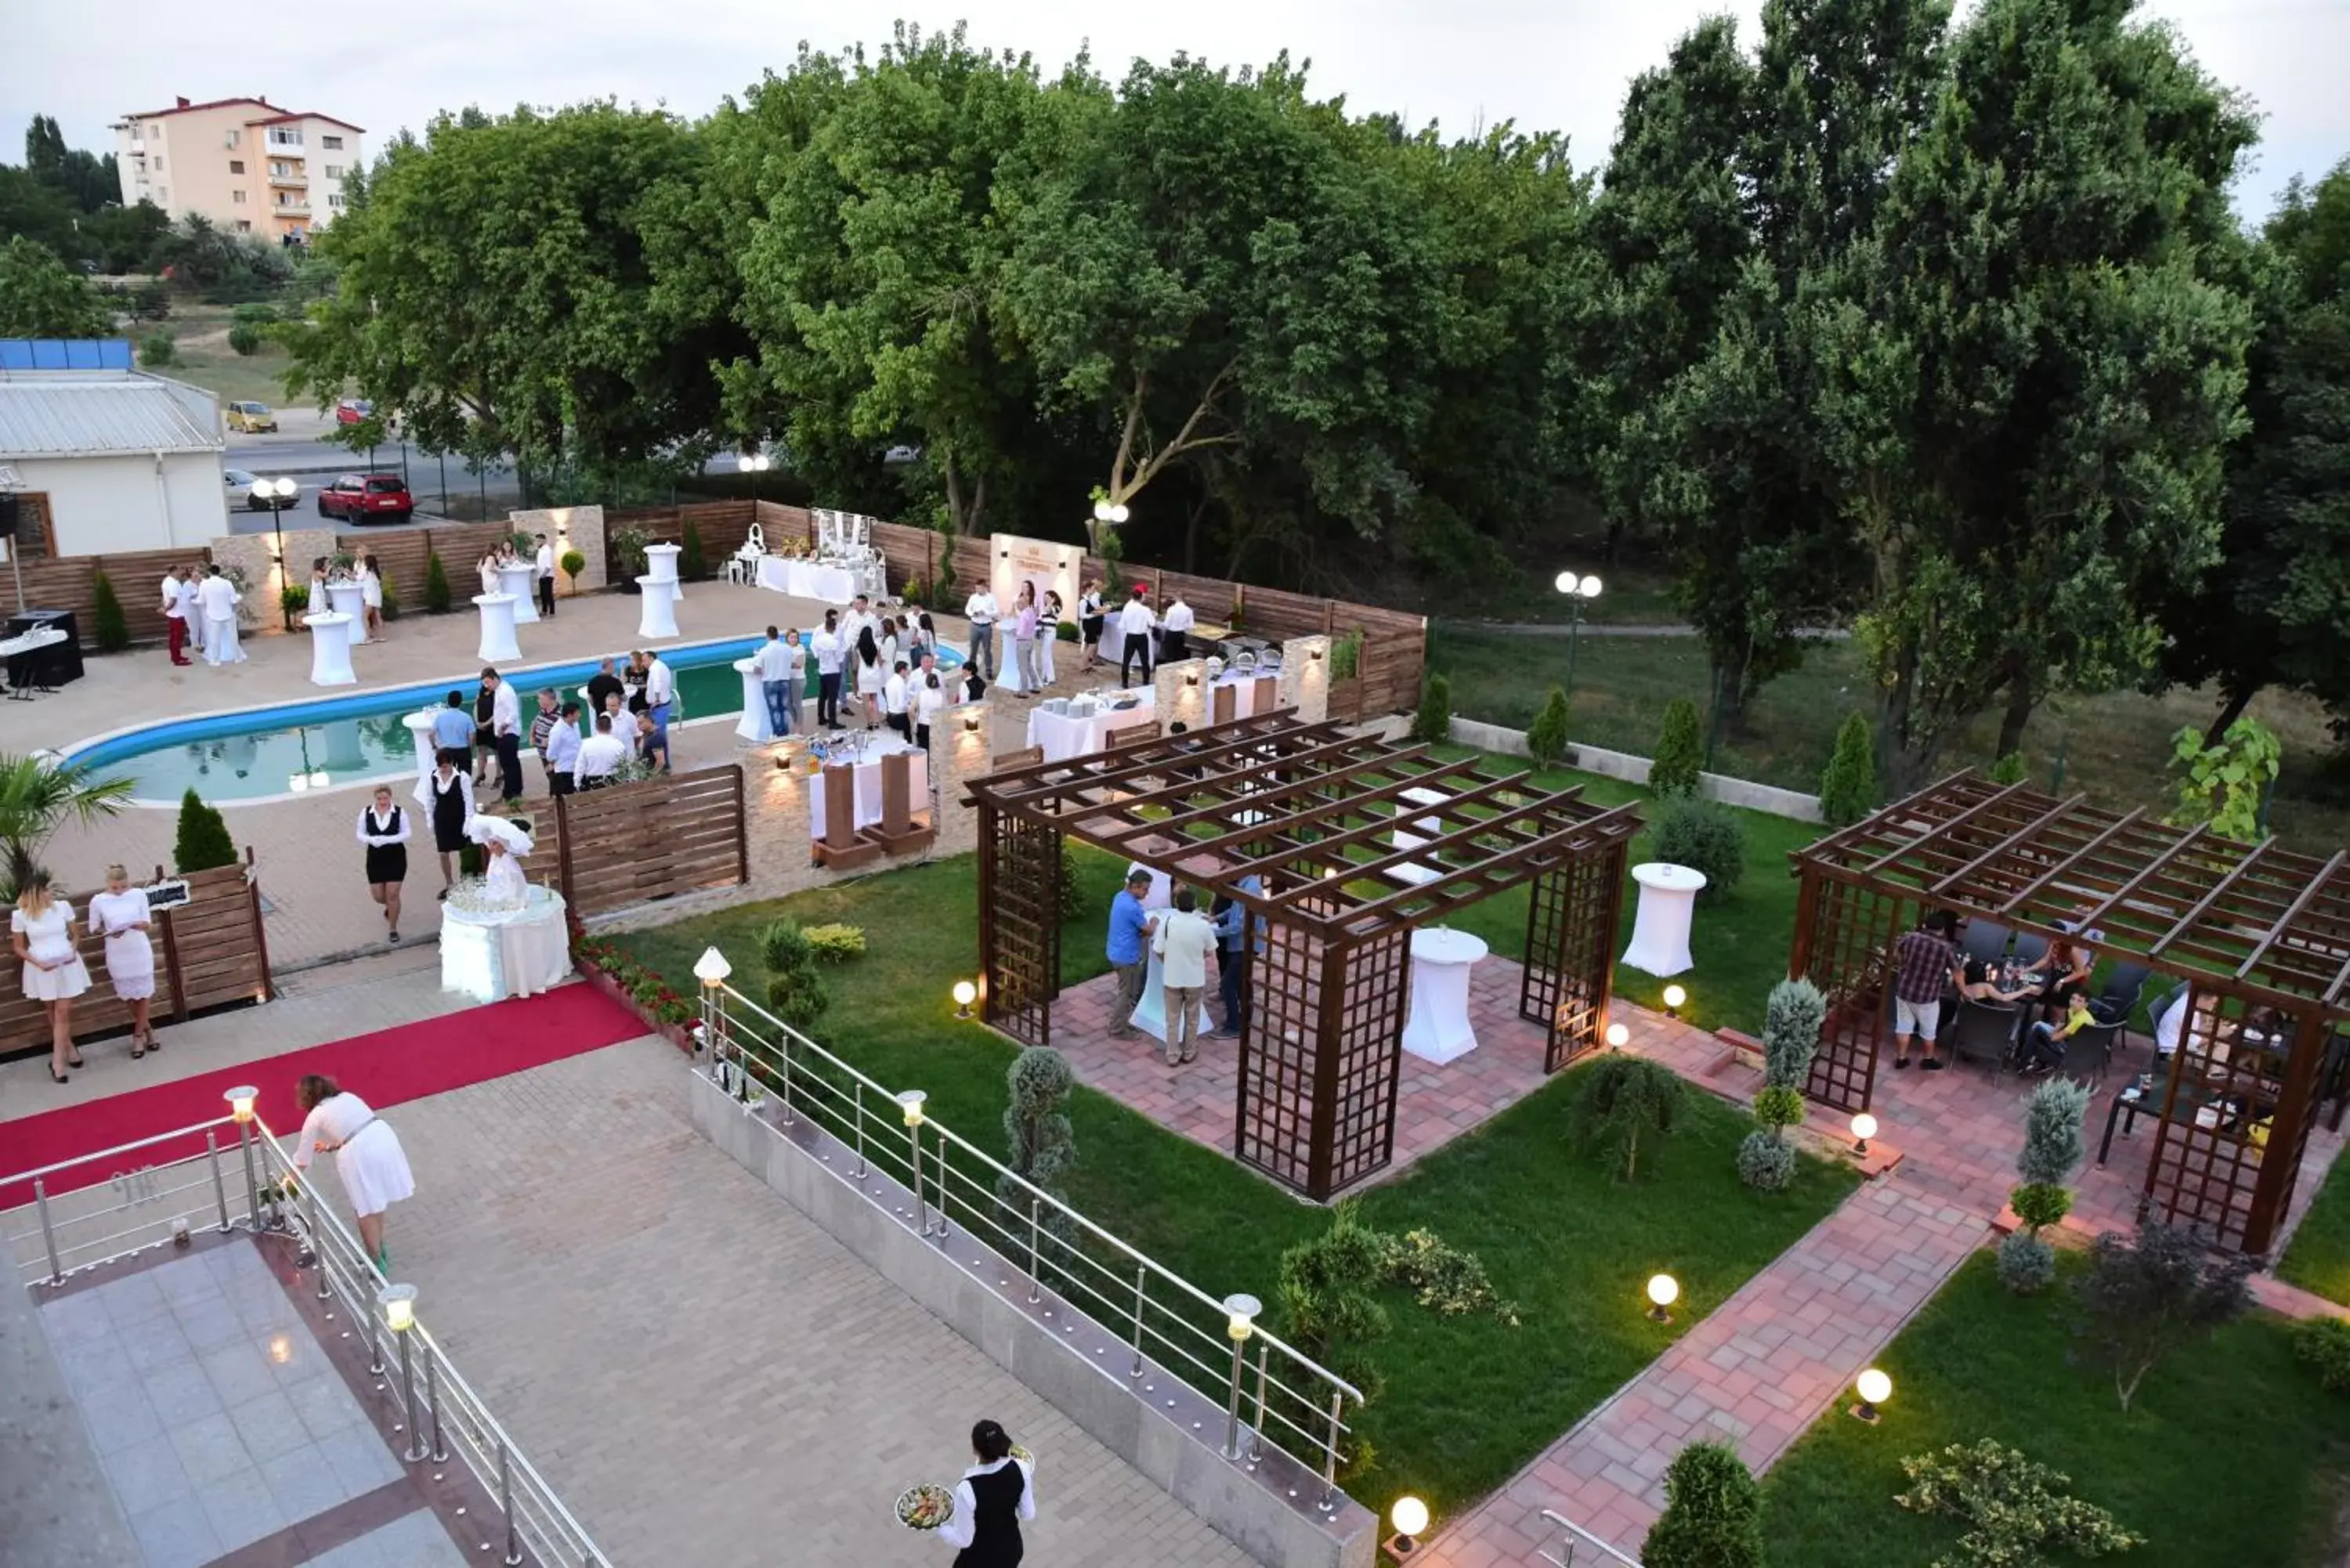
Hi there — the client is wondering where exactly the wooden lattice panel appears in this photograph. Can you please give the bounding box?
[978,805,1060,1047]
[1523,845,1627,1072]
[1325,931,1412,1194]
[1235,913,1327,1193]
[1800,872,1900,1112]
[2142,989,2308,1252]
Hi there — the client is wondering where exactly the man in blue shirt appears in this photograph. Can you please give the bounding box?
[429,691,475,773]
[1209,873,1265,1038]
[1106,868,1156,1041]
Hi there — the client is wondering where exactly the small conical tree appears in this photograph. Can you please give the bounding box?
[90,569,131,652]
[423,551,453,613]
[1649,698,1705,797]
[1741,978,1825,1191]
[1820,712,1879,826]
[999,1047,1080,1270]
[1525,685,1571,767]
[1643,1440,1763,1568]
[757,918,830,1032]
[681,520,708,581]
[1571,1053,1684,1181]
[1412,674,1453,744]
[173,789,237,873]
[2000,1077,2092,1293]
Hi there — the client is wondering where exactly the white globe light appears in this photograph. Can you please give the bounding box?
[1554,571,1576,594]
[1661,984,1687,1010]
[1647,1273,1679,1309]
[1856,1367,1893,1406]
[1110,504,1130,524]
[248,479,269,498]
[1093,500,1114,522]
[1605,1022,1629,1049]
[953,980,978,1008]
[1579,574,1603,598]
[1851,1113,1880,1142]
[1390,1496,1430,1537]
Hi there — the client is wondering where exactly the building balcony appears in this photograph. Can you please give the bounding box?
[273,200,311,216]
[264,141,306,158]
[269,171,308,188]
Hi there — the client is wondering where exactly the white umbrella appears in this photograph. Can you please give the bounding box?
[464,814,534,854]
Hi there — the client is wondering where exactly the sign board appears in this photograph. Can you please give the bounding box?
[143,878,192,911]
[989,533,1085,626]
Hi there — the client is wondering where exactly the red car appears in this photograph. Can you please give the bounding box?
[317,473,414,523]
[334,399,374,425]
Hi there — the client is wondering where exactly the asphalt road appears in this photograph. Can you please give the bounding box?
[220,428,520,534]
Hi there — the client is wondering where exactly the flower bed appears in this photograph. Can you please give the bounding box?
[571,913,698,1051]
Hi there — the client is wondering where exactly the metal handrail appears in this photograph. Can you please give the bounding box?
[2,1125,247,1284]
[1538,1508,1644,1567]
[704,976,1365,1501]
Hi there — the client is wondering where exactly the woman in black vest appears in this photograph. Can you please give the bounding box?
[935,1418,1035,1566]
[356,785,410,943]
[425,748,475,899]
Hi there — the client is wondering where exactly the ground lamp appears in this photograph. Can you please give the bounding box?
[1553,570,1603,696]
[953,980,978,1020]
[693,947,732,1089]
[225,1084,262,1226]
[1222,1294,1260,1458]
[1646,1272,1679,1324]
[739,450,772,504]
[1388,1495,1430,1558]
[1662,983,1687,1019]
[899,1090,931,1234]
[1852,1367,1891,1423]
[1850,1112,1878,1158]
[377,1282,436,1461]
[1605,1022,1629,1050]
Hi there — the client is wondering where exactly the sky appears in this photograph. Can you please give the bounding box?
[8,0,2344,220]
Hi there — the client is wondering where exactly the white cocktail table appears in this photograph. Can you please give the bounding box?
[303,610,356,687]
[1401,927,1488,1063]
[735,656,776,743]
[498,561,540,624]
[1622,862,1707,977]
[644,542,685,604]
[636,578,680,640]
[326,580,368,642]
[474,594,522,663]
[403,711,438,786]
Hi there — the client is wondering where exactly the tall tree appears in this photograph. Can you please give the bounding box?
[23,114,118,213]
[0,235,112,336]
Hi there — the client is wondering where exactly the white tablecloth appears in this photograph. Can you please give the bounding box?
[1622,862,1707,977]
[439,884,569,1003]
[1386,786,1451,885]
[808,743,931,839]
[1025,691,1157,761]
[755,555,859,605]
[1401,927,1488,1063]
[326,580,370,642]
[304,611,356,687]
[497,562,540,623]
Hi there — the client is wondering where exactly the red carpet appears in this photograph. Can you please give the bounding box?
[1,983,650,1206]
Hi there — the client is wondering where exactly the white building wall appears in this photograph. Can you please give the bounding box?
[0,452,229,558]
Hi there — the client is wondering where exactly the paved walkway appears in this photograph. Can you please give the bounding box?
[346,1032,1256,1568]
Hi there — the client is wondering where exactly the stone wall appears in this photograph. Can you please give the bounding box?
[204,526,339,634]
[509,504,604,599]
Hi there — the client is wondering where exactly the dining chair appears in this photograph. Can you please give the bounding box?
[1961,919,2011,965]
[1948,999,2022,1072]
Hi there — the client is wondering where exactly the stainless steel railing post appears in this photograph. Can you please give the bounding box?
[1027,1198,1043,1304]
[1130,1265,1147,1378]
[397,1328,427,1461]
[206,1131,230,1232]
[1223,1331,1248,1459]
[1319,1389,1344,1512]
[1248,1342,1268,1462]
[777,1030,793,1125]
[852,1082,868,1177]
[425,1352,449,1461]
[237,1120,261,1233]
[934,1126,950,1238]
[498,1439,523,1566]
[366,1299,385,1377]
[304,1185,333,1299]
[909,1119,927,1235]
[33,1178,60,1285]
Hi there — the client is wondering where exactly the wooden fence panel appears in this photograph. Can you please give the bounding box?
[338,530,431,611]
[603,502,757,587]
[12,547,215,646]
[552,764,747,917]
[0,853,272,1057]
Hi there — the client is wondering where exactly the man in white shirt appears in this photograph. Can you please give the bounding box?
[484,667,523,802]
[572,713,629,789]
[641,651,676,770]
[1116,587,1156,689]
[533,533,557,618]
[1153,886,1220,1067]
[160,566,190,667]
[812,610,846,729]
[543,700,582,796]
[964,586,1000,681]
[844,594,877,652]
[1160,592,1196,663]
[756,625,801,736]
[882,657,912,742]
[197,567,242,666]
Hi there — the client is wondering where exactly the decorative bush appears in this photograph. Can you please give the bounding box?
[1761,978,1825,1089]
[1277,1202,1393,1411]
[1058,844,1090,921]
[1056,620,1079,641]
[1376,1229,1520,1324]
[559,549,586,591]
[137,330,175,367]
[1570,1053,1684,1180]
[173,789,237,873]
[278,584,310,630]
[1412,673,1453,745]
[1750,1085,1805,1137]
[801,923,867,963]
[1995,1230,2058,1295]
[1896,1439,2141,1566]
[1329,630,1364,681]
[89,569,130,652]
[1988,750,2029,786]
[226,322,264,356]
[2019,1078,2090,1187]
[998,1046,1080,1270]
[902,577,925,605]
[2075,1221,2256,1411]
[1642,1440,1763,1568]
[2290,1316,2350,1395]
[1524,685,1571,768]
[681,519,708,581]
[1820,712,1878,826]
[1648,698,1705,798]
[2008,1182,2073,1233]
[424,551,453,613]
[757,918,830,1033]
[1649,797,1744,904]
[378,576,401,620]
[1736,1129,1797,1192]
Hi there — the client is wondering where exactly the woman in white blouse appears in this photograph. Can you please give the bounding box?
[89,864,159,1058]
[291,1072,415,1273]
[935,1419,1036,1565]
[12,873,91,1083]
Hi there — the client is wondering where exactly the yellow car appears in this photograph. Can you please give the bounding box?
[226,400,278,433]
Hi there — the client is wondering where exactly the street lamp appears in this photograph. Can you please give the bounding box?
[1088,497,1130,556]
[1553,570,1603,698]
[251,475,298,587]
[739,450,772,504]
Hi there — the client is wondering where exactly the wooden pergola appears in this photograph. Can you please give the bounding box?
[1791,770,2350,1253]
[967,711,1642,1200]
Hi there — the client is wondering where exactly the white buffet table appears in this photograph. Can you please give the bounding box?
[808,742,931,838]
[439,883,569,1003]
[1025,690,1157,762]
[497,561,540,624]
[754,555,859,605]
[1401,927,1488,1064]
[1622,862,1707,977]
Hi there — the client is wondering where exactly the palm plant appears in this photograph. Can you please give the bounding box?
[0,753,135,900]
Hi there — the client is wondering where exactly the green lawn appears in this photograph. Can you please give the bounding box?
[2280,1157,2350,1306]
[1760,1252,2350,1568]
[610,842,1853,1518]
[143,304,301,409]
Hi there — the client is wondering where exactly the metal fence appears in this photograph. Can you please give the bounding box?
[2,1112,611,1568]
[1539,1508,1644,1566]
[703,975,1365,1504]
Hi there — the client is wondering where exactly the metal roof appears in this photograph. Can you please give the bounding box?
[0,375,222,459]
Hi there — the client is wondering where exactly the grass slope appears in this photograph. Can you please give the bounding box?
[2279,1156,2350,1306]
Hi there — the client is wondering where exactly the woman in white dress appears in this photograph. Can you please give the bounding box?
[359,554,385,640]
[10,873,91,1083]
[477,551,501,598]
[306,560,330,620]
[291,1073,414,1273]
[1038,591,1062,686]
[89,864,159,1059]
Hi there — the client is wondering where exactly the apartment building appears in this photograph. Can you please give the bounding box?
[110,96,366,241]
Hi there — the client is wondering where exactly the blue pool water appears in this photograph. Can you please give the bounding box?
[71,633,963,803]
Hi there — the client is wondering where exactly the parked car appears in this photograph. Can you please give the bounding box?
[226,400,278,433]
[225,467,263,511]
[334,399,375,426]
[317,472,414,524]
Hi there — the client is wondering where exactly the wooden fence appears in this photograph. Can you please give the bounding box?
[602,501,776,588]
[334,521,529,614]
[0,854,273,1059]
[9,547,215,646]
[547,764,749,918]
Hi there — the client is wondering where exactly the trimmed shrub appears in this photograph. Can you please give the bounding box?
[1525,685,1571,768]
[1751,1085,1805,1136]
[1058,844,1090,921]
[1820,712,1878,826]
[2019,1078,2091,1187]
[1056,620,1079,641]
[757,918,830,1033]
[1376,1229,1519,1324]
[90,569,130,652]
[1988,750,2030,786]
[1570,1053,1684,1181]
[559,549,585,591]
[1277,1204,1393,1409]
[1649,797,1744,905]
[801,923,866,963]
[999,1046,1079,1271]
[1412,674,1452,745]
[2291,1316,2350,1395]
[1896,1439,2141,1563]
[681,519,708,581]
[137,330,175,367]
[278,584,310,631]
[173,789,237,873]
[226,323,265,356]
[2008,1182,2073,1233]
[1649,697,1705,798]
[1995,1230,2058,1295]
[1761,979,1825,1090]
[1329,630,1363,681]
[1642,1440,1763,1568]
[1736,1129,1796,1192]
[378,576,401,621]
[424,551,452,613]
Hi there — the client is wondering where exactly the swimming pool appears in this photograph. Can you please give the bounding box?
[69,633,964,804]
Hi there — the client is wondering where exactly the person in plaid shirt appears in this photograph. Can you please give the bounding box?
[1891,910,1961,1071]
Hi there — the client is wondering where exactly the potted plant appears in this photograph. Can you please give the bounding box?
[610,526,651,593]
